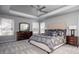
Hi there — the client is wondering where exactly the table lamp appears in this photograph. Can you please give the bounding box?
[69,25,76,36]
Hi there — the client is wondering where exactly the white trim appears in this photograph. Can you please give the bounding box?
[9,10,38,19]
[40,6,77,19]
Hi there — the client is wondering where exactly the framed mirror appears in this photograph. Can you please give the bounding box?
[19,22,30,31]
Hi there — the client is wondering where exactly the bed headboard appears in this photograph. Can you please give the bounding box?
[48,23,65,29]
[44,23,66,38]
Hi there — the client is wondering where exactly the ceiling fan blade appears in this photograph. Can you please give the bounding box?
[30,5,47,13]
[40,10,48,13]
[40,6,46,9]
[30,5,39,9]
[38,6,46,10]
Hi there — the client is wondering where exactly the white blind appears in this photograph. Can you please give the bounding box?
[40,22,45,33]
[0,18,14,36]
[32,22,39,34]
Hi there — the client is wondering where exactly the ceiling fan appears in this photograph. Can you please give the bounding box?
[31,5,48,13]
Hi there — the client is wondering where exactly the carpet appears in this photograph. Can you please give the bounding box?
[0,40,79,54]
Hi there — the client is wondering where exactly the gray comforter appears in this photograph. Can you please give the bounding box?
[29,34,66,51]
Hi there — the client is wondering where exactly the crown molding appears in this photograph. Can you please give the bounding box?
[39,6,77,19]
[9,6,78,20]
[9,10,38,19]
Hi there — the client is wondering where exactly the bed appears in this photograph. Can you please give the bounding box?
[29,29,66,54]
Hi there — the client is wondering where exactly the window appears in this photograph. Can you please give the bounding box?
[0,18,14,36]
[40,22,45,33]
[32,22,45,34]
[32,22,39,34]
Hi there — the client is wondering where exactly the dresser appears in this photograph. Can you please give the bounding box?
[66,36,78,47]
[17,31,32,41]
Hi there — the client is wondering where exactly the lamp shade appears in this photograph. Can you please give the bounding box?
[69,25,77,29]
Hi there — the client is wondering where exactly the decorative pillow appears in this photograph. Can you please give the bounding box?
[45,29,65,37]
[57,31,64,36]
[52,31,58,37]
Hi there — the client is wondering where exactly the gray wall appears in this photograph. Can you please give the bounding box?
[43,11,79,36]
[0,14,36,43]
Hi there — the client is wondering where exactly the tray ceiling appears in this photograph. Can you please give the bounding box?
[0,5,79,20]
[10,5,65,16]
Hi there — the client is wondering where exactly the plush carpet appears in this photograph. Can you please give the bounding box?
[0,40,79,54]
[52,45,79,54]
[0,40,47,54]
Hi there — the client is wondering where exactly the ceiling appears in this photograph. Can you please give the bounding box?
[10,5,38,16]
[0,5,79,20]
[0,5,10,14]
[10,5,65,16]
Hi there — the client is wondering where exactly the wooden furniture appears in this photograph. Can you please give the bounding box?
[66,36,78,47]
[17,31,32,41]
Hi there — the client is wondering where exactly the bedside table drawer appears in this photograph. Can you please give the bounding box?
[67,36,76,40]
[69,39,76,42]
[69,41,76,45]
[66,36,78,47]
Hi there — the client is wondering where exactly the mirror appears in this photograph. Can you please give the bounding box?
[19,22,30,31]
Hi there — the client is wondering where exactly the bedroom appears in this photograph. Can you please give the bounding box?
[0,5,79,54]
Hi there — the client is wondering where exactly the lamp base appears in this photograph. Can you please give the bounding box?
[71,29,75,36]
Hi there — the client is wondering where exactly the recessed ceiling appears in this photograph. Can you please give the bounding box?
[39,5,65,12]
[0,5,10,14]
[0,5,79,20]
[10,5,65,16]
[10,5,38,16]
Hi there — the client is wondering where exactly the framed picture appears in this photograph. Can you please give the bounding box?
[19,22,30,31]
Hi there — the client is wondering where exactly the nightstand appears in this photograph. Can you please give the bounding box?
[66,36,78,47]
